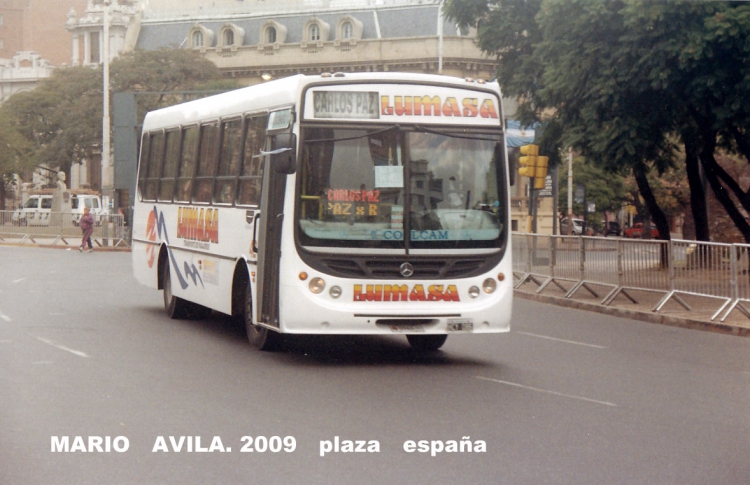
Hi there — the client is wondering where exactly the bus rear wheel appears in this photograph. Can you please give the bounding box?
[407,334,448,351]
[162,260,190,319]
[244,282,279,351]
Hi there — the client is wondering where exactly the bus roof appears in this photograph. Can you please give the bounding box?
[141,72,501,131]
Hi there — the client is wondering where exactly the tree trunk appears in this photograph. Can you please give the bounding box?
[634,164,669,267]
[683,137,710,241]
[700,145,750,243]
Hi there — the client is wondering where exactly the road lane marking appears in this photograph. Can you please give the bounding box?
[515,331,607,349]
[12,278,26,283]
[0,311,11,322]
[475,376,619,407]
[36,337,89,358]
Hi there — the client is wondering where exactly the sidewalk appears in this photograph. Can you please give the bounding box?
[515,278,750,338]
[0,236,130,251]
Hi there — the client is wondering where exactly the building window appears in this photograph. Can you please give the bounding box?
[224,29,234,46]
[90,32,100,64]
[309,24,320,42]
[341,22,353,40]
[193,31,203,47]
[266,27,276,44]
[336,16,362,44]
[188,24,214,49]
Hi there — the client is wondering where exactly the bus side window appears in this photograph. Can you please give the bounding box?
[194,121,220,203]
[145,132,165,201]
[137,133,151,200]
[214,118,243,205]
[159,129,181,202]
[176,125,199,203]
[237,114,268,206]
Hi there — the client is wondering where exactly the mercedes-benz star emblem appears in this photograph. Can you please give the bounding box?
[399,262,414,278]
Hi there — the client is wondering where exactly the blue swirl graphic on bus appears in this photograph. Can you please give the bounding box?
[153,206,204,290]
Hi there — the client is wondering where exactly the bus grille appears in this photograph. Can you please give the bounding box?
[319,257,487,279]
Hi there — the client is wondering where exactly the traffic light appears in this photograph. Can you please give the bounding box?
[533,156,549,189]
[518,144,539,178]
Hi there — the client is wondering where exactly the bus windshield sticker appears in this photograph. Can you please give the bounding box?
[268,109,292,130]
[374,166,403,188]
[313,91,380,119]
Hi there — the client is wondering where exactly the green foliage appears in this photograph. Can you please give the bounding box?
[1,48,232,182]
[444,0,750,241]
[557,156,626,227]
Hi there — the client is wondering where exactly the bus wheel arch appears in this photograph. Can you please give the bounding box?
[160,248,190,319]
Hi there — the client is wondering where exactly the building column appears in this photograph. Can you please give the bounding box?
[72,34,80,66]
[83,32,91,66]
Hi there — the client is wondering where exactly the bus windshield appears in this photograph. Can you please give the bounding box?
[297,126,505,250]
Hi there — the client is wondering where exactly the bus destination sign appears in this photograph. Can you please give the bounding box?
[313,91,380,120]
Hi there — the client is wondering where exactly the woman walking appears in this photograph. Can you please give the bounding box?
[78,207,94,252]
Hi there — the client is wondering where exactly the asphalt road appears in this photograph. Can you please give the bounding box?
[1,246,749,485]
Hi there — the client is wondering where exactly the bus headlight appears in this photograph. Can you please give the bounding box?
[309,277,325,294]
[483,278,497,294]
[329,286,342,299]
[468,286,480,299]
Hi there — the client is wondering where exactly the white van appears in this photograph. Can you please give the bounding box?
[12,194,53,226]
[71,194,105,226]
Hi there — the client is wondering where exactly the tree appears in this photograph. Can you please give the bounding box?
[0,110,32,209]
[1,48,234,188]
[2,67,103,177]
[557,156,627,232]
[111,48,238,122]
[445,0,750,243]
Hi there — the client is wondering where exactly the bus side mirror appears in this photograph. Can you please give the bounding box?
[271,133,297,174]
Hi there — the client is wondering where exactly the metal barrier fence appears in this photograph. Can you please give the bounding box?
[0,210,129,248]
[512,233,750,323]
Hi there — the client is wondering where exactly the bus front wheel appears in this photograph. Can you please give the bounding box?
[407,334,447,351]
[162,261,190,319]
[244,283,279,351]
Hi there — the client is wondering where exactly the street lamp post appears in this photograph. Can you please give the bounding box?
[101,0,113,204]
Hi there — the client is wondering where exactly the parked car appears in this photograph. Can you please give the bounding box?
[624,222,659,239]
[11,194,52,226]
[604,221,621,237]
[560,217,585,235]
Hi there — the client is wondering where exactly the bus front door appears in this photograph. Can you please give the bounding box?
[254,134,294,329]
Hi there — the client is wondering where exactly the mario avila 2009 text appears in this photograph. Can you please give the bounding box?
[51,435,486,457]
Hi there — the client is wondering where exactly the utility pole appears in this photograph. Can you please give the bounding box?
[566,147,573,235]
[101,0,114,205]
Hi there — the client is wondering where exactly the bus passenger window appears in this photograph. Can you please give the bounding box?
[145,132,165,201]
[194,122,220,203]
[214,118,242,205]
[159,130,181,202]
[176,125,199,203]
[237,115,267,206]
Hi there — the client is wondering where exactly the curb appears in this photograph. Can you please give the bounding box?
[0,242,131,252]
[514,290,750,338]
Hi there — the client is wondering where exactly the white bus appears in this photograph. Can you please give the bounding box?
[132,72,512,351]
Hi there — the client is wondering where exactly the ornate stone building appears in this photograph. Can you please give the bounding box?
[65,0,497,83]
[60,0,547,231]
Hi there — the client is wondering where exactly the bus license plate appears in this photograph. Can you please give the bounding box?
[447,319,473,332]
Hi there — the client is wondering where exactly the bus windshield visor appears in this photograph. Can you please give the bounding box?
[297,127,505,249]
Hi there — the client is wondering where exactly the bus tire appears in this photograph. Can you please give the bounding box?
[244,282,278,351]
[407,334,447,351]
[162,260,190,319]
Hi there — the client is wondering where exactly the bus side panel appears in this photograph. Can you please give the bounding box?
[131,202,160,289]
[131,239,159,289]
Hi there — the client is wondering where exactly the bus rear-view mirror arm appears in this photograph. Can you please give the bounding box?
[262,133,297,174]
